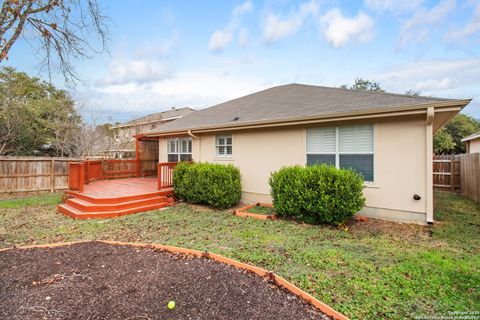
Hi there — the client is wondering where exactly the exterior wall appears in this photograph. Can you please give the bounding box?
[469,138,480,154]
[159,138,168,162]
[191,117,427,224]
[188,116,428,224]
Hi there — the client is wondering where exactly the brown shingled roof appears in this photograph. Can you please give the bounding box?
[148,84,470,134]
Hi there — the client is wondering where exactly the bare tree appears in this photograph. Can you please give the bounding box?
[70,107,118,158]
[0,105,19,155]
[49,108,81,157]
[0,0,109,85]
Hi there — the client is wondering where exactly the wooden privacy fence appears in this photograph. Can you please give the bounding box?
[433,155,461,191]
[433,154,480,203]
[460,153,480,203]
[0,157,80,193]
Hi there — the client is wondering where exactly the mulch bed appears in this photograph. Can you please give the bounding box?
[0,242,330,320]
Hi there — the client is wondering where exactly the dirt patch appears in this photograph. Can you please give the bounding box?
[347,217,431,241]
[0,242,330,320]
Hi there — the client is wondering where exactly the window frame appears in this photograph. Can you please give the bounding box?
[166,137,192,162]
[306,124,375,182]
[215,134,233,157]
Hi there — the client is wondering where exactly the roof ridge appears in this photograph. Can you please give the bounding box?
[287,83,452,101]
[123,107,194,125]
[199,85,288,112]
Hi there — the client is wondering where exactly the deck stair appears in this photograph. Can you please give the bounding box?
[58,188,174,219]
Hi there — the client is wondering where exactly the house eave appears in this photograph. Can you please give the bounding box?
[144,99,470,138]
[461,133,480,142]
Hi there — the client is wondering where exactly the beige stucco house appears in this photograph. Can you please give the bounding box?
[144,84,471,225]
[461,132,480,153]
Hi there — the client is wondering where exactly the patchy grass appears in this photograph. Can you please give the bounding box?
[0,191,479,319]
[0,193,62,208]
[246,205,275,215]
[433,191,480,253]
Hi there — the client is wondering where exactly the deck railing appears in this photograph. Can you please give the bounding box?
[157,162,179,190]
[68,162,85,192]
[69,159,181,192]
[69,159,139,192]
[85,160,103,182]
[83,159,138,183]
[102,159,138,179]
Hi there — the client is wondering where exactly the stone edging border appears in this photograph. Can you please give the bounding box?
[234,203,278,220]
[0,240,349,320]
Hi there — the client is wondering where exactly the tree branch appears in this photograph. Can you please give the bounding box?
[0,1,33,61]
[0,0,109,86]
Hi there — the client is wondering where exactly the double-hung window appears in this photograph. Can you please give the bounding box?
[307,124,374,181]
[216,135,232,157]
[167,137,192,162]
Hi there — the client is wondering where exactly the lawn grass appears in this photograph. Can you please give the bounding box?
[0,193,62,208]
[0,191,479,319]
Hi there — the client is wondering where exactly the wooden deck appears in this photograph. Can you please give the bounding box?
[58,177,174,219]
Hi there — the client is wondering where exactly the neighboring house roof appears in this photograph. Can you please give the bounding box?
[114,107,194,129]
[461,132,480,142]
[146,84,470,135]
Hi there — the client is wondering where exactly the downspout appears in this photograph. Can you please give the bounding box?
[187,130,199,139]
[188,130,200,161]
[426,107,435,224]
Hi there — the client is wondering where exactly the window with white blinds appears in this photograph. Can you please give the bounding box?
[307,124,374,181]
[216,135,233,156]
[167,137,192,162]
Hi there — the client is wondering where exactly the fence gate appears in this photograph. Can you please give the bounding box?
[136,137,159,177]
[433,155,461,191]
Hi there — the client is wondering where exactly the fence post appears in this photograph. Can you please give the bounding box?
[50,159,55,192]
[451,158,455,192]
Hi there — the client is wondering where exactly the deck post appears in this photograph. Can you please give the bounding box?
[79,163,85,193]
[157,163,161,190]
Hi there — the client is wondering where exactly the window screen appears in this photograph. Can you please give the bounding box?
[216,135,233,156]
[339,154,374,181]
[167,137,192,162]
[306,124,374,182]
[307,154,336,166]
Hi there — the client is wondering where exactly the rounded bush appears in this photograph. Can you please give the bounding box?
[173,162,241,209]
[269,164,365,225]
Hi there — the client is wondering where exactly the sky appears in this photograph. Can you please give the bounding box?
[6,0,480,123]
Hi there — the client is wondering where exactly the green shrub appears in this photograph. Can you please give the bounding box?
[269,164,365,225]
[173,162,241,209]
